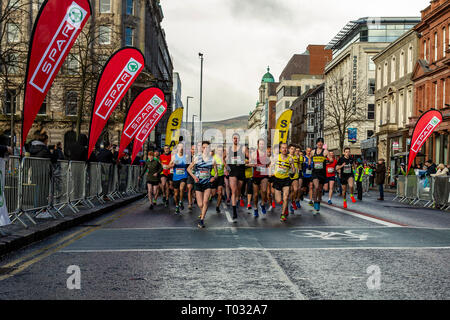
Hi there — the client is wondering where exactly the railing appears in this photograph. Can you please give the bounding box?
[4,156,146,228]
[394,175,450,210]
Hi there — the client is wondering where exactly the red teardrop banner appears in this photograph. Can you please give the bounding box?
[21,0,92,152]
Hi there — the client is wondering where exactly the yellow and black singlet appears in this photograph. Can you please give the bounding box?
[312,148,327,176]
[290,155,299,180]
[274,154,291,179]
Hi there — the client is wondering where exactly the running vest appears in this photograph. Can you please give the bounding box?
[160,153,171,176]
[194,154,213,184]
[173,153,188,181]
[254,149,269,177]
[211,154,224,177]
[245,156,253,179]
[312,148,326,175]
[274,154,291,179]
[303,155,312,178]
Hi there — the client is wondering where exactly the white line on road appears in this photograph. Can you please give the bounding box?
[59,246,450,253]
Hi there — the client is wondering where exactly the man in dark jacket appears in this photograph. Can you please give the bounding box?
[97,142,114,163]
[375,158,386,200]
[0,144,12,158]
[425,160,437,176]
[29,131,58,163]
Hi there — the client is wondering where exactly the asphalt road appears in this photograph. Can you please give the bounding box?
[0,191,449,300]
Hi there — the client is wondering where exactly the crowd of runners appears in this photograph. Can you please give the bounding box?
[140,136,366,229]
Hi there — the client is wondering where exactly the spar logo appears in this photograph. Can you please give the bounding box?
[123,95,163,138]
[411,116,441,153]
[136,105,166,142]
[29,2,88,93]
[95,57,142,120]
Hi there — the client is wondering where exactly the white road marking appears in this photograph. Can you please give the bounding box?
[60,246,450,253]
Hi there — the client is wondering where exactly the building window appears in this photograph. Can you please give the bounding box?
[66,91,78,116]
[391,56,396,82]
[399,51,405,78]
[377,66,382,89]
[367,130,374,139]
[126,0,134,15]
[4,89,16,114]
[6,23,19,43]
[99,0,111,13]
[383,61,388,86]
[424,40,427,61]
[98,26,112,45]
[443,79,446,109]
[434,82,438,109]
[407,45,413,73]
[125,27,134,46]
[66,54,79,75]
[443,27,446,57]
[368,56,375,71]
[38,97,47,115]
[368,79,376,95]
[368,104,375,120]
[434,32,438,61]
[285,101,290,109]
[6,53,19,74]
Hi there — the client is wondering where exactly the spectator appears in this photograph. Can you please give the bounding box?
[375,158,386,201]
[67,134,89,161]
[425,159,437,176]
[112,144,119,162]
[97,142,114,163]
[431,164,449,177]
[55,142,65,160]
[132,151,142,166]
[0,144,13,158]
[29,130,58,163]
[398,163,415,176]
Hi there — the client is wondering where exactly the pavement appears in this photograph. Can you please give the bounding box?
[0,190,449,300]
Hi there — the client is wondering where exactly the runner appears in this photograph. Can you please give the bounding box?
[273,143,295,222]
[187,141,218,228]
[223,148,231,206]
[211,144,226,213]
[266,145,276,212]
[169,143,188,214]
[324,150,337,204]
[244,146,253,212]
[226,133,246,221]
[336,147,357,209]
[159,145,172,208]
[294,147,304,209]
[251,139,269,218]
[288,144,300,215]
[186,144,196,211]
[301,147,313,206]
[310,138,328,214]
[141,150,162,209]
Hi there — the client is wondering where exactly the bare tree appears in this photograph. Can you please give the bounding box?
[324,69,368,154]
[0,0,32,147]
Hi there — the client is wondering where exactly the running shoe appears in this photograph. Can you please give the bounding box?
[295,201,301,209]
[188,205,193,212]
[240,199,245,207]
[226,198,230,206]
[261,204,267,215]
[289,205,295,215]
[280,214,287,222]
[254,210,259,218]
[149,204,154,210]
[197,220,205,228]
[216,206,220,213]
[268,205,273,212]
[308,201,313,206]
[327,199,332,205]
[271,201,276,209]
[292,201,297,210]
[175,206,180,214]
[247,204,252,210]
[232,212,238,221]
[153,199,157,205]
[350,195,356,203]
[343,200,347,209]
[180,201,184,210]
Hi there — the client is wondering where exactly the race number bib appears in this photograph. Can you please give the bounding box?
[199,170,210,179]
[231,156,241,164]
[327,167,335,174]
[257,167,268,175]
[276,166,288,175]
[343,165,352,174]
[314,162,324,170]
[175,168,185,176]
[305,169,312,175]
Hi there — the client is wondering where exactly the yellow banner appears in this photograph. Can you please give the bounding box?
[165,108,184,150]
[273,109,293,147]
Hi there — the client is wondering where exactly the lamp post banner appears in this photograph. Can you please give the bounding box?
[21,0,92,152]
[407,109,443,173]
[0,158,11,226]
[87,47,145,159]
[118,87,165,160]
[131,101,168,163]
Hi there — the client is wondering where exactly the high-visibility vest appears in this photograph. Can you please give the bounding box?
[355,165,364,182]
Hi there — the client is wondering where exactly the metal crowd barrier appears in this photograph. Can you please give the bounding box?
[394,175,450,210]
[2,157,146,229]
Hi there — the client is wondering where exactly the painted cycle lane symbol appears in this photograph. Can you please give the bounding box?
[290,230,385,241]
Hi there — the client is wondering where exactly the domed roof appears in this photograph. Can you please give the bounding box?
[261,66,275,83]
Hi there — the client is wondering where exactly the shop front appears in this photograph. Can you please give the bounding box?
[360,137,377,163]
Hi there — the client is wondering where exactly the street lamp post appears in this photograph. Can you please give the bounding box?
[186,96,193,131]
[198,53,203,123]
[192,114,198,144]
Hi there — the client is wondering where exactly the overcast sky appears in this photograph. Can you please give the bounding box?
[161,0,427,122]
